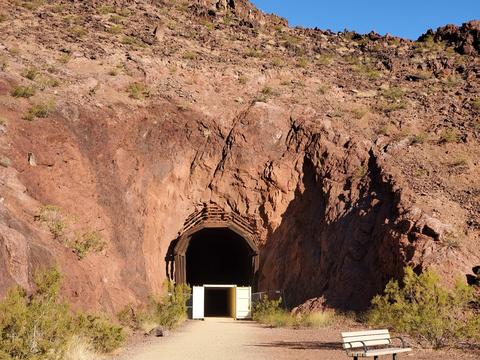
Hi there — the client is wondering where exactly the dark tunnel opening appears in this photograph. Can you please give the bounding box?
[204,288,230,317]
[186,228,253,286]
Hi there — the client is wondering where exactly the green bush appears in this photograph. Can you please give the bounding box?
[127,82,149,100]
[471,98,480,110]
[11,86,35,98]
[25,101,55,120]
[75,314,124,353]
[153,282,191,329]
[439,129,459,143]
[119,282,191,332]
[369,267,479,348]
[22,68,39,81]
[0,268,73,359]
[34,205,67,239]
[411,132,427,145]
[69,231,106,259]
[0,268,125,359]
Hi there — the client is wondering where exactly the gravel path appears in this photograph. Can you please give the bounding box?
[113,318,479,360]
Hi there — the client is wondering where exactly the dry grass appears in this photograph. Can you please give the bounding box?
[472,98,480,110]
[64,337,103,360]
[257,310,335,329]
[338,102,370,119]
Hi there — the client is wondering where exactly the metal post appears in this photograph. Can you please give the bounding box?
[393,354,397,360]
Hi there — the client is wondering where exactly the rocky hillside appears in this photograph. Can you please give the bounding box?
[0,0,479,311]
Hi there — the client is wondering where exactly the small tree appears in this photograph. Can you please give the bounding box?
[154,282,191,329]
[369,267,479,348]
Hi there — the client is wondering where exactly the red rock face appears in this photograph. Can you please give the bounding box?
[0,1,478,313]
[0,99,467,312]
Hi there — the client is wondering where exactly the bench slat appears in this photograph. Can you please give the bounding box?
[342,334,391,343]
[350,348,412,357]
[342,329,389,337]
[343,340,391,349]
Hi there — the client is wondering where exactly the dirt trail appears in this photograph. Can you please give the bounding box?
[112,318,478,360]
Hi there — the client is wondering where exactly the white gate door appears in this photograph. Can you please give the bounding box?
[235,287,251,319]
[192,286,204,320]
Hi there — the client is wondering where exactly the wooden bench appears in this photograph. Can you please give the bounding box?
[342,329,411,359]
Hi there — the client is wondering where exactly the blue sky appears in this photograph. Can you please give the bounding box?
[250,1,480,40]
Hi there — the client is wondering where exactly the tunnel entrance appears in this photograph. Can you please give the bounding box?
[186,228,252,286]
[167,203,260,288]
[166,204,259,318]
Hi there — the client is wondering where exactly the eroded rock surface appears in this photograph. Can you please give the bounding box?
[0,0,478,312]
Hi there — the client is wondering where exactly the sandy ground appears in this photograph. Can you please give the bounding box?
[113,318,479,360]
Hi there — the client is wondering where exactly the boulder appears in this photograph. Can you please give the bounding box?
[149,326,170,337]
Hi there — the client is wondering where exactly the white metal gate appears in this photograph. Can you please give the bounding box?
[192,286,205,319]
[235,287,252,319]
[191,285,252,320]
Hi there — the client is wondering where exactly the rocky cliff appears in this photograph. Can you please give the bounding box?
[0,0,479,312]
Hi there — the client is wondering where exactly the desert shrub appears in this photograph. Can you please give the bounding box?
[238,74,247,85]
[271,57,284,67]
[317,53,333,66]
[182,51,197,60]
[69,231,106,259]
[11,86,35,98]
[471,98,480,110]
[338,103,370,119]
[296,57,309,69]
[127,82,149,99]
[317,84,329,95]
[35,206,105,259]
[252,295,334,328]
[121,35,142,46]
[22,68,39,81]
[25,101,55,120]
[119,283,191,332]
[70,26,87,38]
[381,86,406,101]
[252,295,289,326]
[369,267,479,348]
[352,60,381,80]
[0,268,74,359]
[376,100,407,113]
[35,205,68,239]
[107,24,123,34]
[58,53,71,64]
[117,8,131,17]
[153,282,191,329]
[75,315,124,353]
[439,129,459,143]
[0,268,125,359]
[20,0,44,11]
[97,5,115,14]
[0,14,6,22]
[245,48,263,58]
[410,132,427,145]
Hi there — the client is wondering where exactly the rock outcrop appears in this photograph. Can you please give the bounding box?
[419,20,480,55]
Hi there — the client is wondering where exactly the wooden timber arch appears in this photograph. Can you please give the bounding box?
[166,203,260,287]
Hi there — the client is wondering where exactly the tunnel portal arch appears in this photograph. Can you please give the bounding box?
[166,203,260,288]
